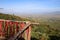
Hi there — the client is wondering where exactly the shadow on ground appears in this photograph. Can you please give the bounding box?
[49,36,60,40]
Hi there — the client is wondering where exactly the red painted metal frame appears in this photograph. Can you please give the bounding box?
[0,19,31,40]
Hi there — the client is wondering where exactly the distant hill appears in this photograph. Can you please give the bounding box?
[0,13,34,22]
[0,13,31,21]
[0,13,22,21]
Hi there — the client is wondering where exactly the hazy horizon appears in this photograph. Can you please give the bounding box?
[0,0,60,15]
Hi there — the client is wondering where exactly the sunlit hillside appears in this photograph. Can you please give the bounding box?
[0,13,60,40]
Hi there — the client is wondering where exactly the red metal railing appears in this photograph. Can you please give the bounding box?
[0,19,31,40]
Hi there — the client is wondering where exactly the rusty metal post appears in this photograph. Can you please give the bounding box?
[0,21,3,38]
[20,22,25,39]
[25,22,31,40]
[15,22,19,34]
[0,20,6,39]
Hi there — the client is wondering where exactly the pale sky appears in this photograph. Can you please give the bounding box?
[0,0,60,14]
